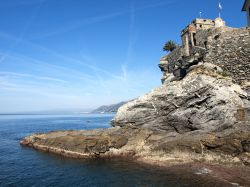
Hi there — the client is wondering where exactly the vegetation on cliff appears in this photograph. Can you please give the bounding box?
[163,40,178,52]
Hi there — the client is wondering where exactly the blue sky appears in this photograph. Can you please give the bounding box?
[0,0,247,113]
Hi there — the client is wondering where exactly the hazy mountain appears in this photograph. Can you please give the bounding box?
[92,101,127,113]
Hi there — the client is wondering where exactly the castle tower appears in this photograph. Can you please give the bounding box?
[181,18,215,56]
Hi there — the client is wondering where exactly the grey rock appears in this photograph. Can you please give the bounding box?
[112,64,249,133]
[242,140,250,152]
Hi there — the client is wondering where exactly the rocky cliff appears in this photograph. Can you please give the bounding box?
[112,63,250,132]
[20,22,250,172]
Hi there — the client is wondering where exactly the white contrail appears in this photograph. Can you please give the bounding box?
[0,0,44,64]
[0,71,69,84]
[33,0,177,38]
[0,31,121,80]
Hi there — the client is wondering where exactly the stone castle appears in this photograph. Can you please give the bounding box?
[159,17,250,85]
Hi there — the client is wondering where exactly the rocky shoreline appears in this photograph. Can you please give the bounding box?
[20,124,250,186]
[20,121,250,165]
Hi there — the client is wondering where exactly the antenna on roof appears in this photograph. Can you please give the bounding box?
[199,11,202,18]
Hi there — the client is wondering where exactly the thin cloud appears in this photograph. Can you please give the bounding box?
[121,65,128,81]
[121,3,137,82]
[0,32,121,80]
[33,0,177,39]
[34,11,126,38]
[137,0,177,11]
[0,71,68,84]
[0,81,80,99]
[126,3,137,64]
[0,0,43,64]
[3,52,96,81]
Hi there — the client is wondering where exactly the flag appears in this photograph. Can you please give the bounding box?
[219,2,222,11]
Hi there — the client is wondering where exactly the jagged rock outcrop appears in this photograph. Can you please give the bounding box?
[112,63,250,132]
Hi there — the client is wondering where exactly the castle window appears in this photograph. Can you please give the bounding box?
[193,33,197,46]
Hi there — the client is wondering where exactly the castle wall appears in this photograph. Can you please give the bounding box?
[160,26,250,85]
[182,33,189,56]
[192,19,215,30]
[203,27,250,85]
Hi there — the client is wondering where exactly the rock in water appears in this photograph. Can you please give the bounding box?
[112,63,249,133]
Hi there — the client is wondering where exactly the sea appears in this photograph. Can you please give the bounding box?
[0,114,240,187]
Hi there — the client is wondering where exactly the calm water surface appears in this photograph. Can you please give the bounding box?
[0,114,233,187]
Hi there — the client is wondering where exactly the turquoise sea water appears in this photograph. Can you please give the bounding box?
[0,114,235,187]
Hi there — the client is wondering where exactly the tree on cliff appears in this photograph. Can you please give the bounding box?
[163,40,177,52]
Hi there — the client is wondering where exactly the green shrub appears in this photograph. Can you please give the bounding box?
[163,40,178,52]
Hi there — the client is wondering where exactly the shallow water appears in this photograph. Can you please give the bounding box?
[0,114,237,187]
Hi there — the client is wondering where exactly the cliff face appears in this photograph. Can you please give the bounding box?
[112,63,250,132]
[109,25,250,166]
[112,26,250,142]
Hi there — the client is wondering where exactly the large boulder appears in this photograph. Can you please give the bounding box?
[112,63,250,133]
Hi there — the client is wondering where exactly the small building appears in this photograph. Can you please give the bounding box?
[181,18,225,56]
[242,0,250,26]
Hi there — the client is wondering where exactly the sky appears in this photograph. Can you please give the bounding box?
[0,0,247,113]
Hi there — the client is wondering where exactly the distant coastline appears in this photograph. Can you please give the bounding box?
[91,101,128,114]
